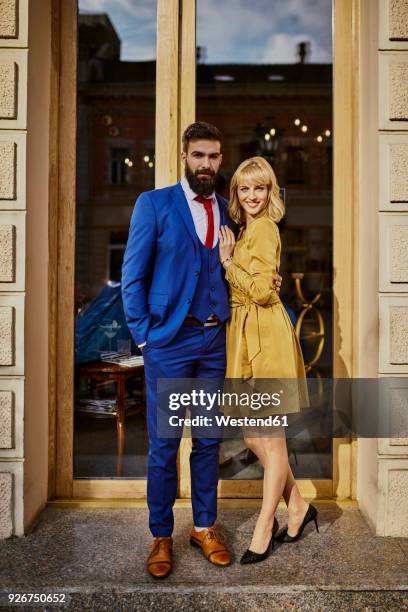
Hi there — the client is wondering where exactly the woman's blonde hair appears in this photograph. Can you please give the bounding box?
[229,156,284,225]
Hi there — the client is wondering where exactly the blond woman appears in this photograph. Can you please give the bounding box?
[219,157,318,564]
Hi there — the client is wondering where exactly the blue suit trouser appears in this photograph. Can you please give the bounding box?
[142,324,226,537]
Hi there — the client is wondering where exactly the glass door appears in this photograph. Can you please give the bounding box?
[196,0,333,497]
[177,0,354,500]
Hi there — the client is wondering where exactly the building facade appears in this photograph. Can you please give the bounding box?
[0,0,407,538]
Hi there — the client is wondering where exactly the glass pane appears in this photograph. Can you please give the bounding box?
[74,0,157,478]
[196,0,333,480]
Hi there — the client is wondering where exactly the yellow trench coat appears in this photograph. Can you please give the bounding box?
[224,216,307,414]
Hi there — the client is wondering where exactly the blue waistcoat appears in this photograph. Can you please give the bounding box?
[189,239,230,324]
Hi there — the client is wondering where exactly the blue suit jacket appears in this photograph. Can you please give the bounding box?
[121,182,233,348]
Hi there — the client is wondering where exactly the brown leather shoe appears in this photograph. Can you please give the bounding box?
[190,527,231,566]
[147,537,173,578]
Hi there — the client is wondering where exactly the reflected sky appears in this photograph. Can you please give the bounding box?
[79,0,157,61]
[79,0,331,64]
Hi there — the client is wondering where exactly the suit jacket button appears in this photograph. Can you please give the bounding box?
[187,298,191,304]
[195,271,199,277]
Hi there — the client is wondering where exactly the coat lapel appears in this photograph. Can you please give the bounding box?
[217,194,236,231]
[172,182,199,246]
[217,195,228,226]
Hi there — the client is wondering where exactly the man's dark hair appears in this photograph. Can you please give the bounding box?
[182,121,223,152]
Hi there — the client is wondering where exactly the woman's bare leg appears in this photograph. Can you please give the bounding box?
[244,432,288,553]
[245,435,309,548]
[282,465,309,536]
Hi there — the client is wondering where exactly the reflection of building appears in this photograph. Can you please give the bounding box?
[76,14,332,305]
[76,15,156,300]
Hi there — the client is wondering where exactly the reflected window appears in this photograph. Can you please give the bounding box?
[108,231,128,282]
[110,147,132,185]
[285,147,308,185]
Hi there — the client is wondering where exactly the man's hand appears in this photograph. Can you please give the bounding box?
[275,273,282,294]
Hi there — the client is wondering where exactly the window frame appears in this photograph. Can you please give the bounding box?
[51,0,358,501]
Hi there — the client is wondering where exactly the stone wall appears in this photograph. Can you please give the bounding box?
[377,0,408,536]
[0,0,407,540]
[0,0,28,537]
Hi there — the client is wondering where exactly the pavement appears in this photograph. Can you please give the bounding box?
[0,504,407,611]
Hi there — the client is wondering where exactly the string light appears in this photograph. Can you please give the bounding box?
[264,133,271,141]
[293,118,332,138]
[270,128,276,136]
[143,155,150,162]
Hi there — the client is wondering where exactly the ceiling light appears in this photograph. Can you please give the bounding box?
[214,75,235,82]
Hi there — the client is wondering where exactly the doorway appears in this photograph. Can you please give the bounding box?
[52,0,357,500]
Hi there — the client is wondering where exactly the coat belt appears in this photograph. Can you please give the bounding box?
[230,302,261,363]
[230,296,280,363]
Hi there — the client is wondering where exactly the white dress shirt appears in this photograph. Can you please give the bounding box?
[180,176,220,247]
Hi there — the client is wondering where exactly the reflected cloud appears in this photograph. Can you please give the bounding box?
[196,0,332,64]
[79,0,332,65]
[261,32,331,64]
[79,0,157,61]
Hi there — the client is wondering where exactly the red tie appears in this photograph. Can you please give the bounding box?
[195,195,214,248]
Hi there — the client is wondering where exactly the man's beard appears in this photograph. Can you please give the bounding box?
[185,162,218,197]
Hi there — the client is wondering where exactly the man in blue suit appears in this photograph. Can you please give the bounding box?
[122,122,233,578]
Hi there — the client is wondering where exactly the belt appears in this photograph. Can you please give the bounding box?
[183,315,222,327]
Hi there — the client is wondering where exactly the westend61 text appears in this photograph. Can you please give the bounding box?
[168,415,288,427]
[168,390,283,411]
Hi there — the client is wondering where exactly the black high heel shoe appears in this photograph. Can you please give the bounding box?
[240,517,279,565]
[275,504,319,543]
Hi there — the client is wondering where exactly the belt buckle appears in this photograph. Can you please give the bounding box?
[204,318,220,327]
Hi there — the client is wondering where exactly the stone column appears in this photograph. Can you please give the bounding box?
[358,0,408,536]
[376,0,408,536]
[0,0,28,537]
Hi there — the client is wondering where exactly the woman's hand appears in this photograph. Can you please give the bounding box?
[275,272,282,294]
[219,225,235,266]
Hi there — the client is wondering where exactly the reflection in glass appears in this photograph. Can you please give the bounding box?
[74,2,157,478]
[196,0,333,480]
